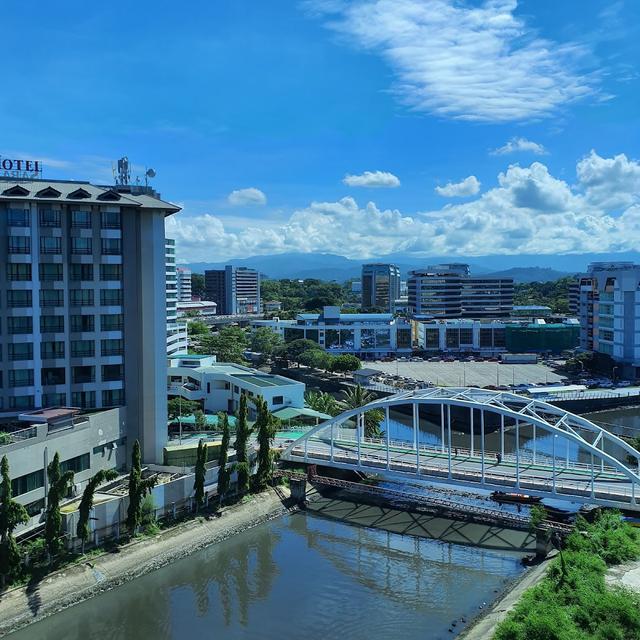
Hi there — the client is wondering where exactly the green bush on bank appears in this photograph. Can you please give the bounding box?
[494,511,640,640]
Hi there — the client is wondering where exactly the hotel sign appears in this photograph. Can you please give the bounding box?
[0,155,43,179]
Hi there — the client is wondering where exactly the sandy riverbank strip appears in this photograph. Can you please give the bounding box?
[0,488,292,637]
[606,558,640,592]
[459,552,556,640]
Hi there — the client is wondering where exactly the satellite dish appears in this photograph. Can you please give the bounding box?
[146,168,156,178]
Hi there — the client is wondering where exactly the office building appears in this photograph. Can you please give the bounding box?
[0,176,180,463]
[252,306,413,358]
[176,266,192,302]
[205,265,260,315]
[361,263,401,312]
[408,264,513,319]
[166,239,187,356]
[568,279,580,315]
[578,262,640,379]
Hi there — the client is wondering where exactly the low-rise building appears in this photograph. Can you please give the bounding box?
[263,300,282,313]
[177,300,218,320]
[167,355,305,418]
[252,306,413,358]
[512,305,552,318]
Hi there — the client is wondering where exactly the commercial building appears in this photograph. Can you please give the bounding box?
[167,354,305,418]
[361,263,401,312]
[0,176,180,463]
[177,300,218,320]
[205,265,260,315]
[252,306,413,358]
[166,239,187,356]
[263,300,282,313]
[415,318,579,355]
[408,264,513,319]
[578,262,640,379]
[568,280,580,315]
[176,266,192,302]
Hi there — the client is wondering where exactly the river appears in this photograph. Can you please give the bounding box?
[12,512,524,640]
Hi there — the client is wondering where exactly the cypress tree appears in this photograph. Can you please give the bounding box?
[44,452,75,560]
[254,396,277,491]
[217,414,231,503]
[193,440,207,511]
[126,440,157,535]
[0,456,28,587]
[234,393,250,464]
[76,469,118,553]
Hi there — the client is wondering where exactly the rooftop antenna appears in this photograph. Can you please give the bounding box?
[114,156,130,186]
[145,167,156,188]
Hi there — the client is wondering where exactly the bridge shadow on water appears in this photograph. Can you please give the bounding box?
[305,494,535,553]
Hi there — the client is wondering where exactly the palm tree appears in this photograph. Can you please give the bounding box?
[304,391,339,416]
[338,384,384,439]
[76,469,118,553]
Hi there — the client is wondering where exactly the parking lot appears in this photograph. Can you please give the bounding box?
[367,360,567,388]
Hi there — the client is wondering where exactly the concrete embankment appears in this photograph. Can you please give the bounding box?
[0,488,292,637]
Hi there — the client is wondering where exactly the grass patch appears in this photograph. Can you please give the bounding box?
[494,511,640,640]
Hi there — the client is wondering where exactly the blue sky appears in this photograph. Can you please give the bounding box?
[2,0,639,262]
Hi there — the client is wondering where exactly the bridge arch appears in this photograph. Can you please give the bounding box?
[281,387,640,509]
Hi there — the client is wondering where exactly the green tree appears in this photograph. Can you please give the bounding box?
[76,469,118,553]
[187,319,210,336]
[44,452,75,559]
[305,391,339,416]
[298,348,334,370]
[282,339,322,363]
[194,410,207,431]
[217,415,231,503]
[200,326,248,363]
[0,456,28,586]
[339,384,384,439]
[251,327,283,357]
[126,441,157,535]
[193,440,207,512]
[330,354,362,373]
[167,396,200,422]
[253,397,278,491]
[234,394,251,465]
[236,462,250,496]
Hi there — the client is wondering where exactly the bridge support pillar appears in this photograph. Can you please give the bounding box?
[290,478,307,503]
[535,527,553,559]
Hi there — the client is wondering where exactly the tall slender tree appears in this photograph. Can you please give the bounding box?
[0,456,28,587]
[217,414,231,503]
[234,393,250,464]
[254,397,277,491]
[76,469,118,553]
[193,440,207,511]
[45,453,75,559]
[126,440,157,535]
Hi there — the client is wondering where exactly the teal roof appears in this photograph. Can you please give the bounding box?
[272,407,332,421]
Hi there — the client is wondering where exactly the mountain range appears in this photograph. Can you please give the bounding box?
[184,251,640,284]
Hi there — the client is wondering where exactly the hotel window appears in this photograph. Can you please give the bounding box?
[61,453,91,473]
[7,263,31,281]
[41,341,65,359]
[9,395,34,410]
[8,236,30,254]
[40,315,64,333]
[7,316,33,335]
[42,367,65,385]
[70,289,94,306]
[39,209,61,227]
[101,313,123,331]
[102,389,125,407]
[8,343,33,361]
[71,314,95,332]
[101,211,121,229]
[71,210,92,228]
[7,209,30,227]
[101,238,121,255]
[39,263,63,281]
[40,289,64,306]
[71,392,96,409]
[71,237,92,255]
[100,264,122,281]
[9,369,34,388]
[7,289,32,307]
[71,340,94,358]
[72,366,95,384]
[101,338,123,356]
[42,393,66,407]
[70,263,94,281]
[11,469,44,496]
[40,236,61,254]
[100,289,123,306]
[102,364,123,382]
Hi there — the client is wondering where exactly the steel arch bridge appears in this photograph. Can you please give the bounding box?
[281,387,640,511]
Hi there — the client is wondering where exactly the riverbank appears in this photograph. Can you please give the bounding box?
[0,488,292,637]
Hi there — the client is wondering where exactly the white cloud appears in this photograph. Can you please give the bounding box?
[227,187,267,206]
[343,170,401,188]
[490,137,548,156]
[305,0,597,122]
[435,176,480,198]
[166,151,640,262]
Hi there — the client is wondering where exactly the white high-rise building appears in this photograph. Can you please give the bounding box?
[176,266,192,302]
[0,176,180,463]
[166,239,187,357]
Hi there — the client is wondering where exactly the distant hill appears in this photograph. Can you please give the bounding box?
[484,267,571,283]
